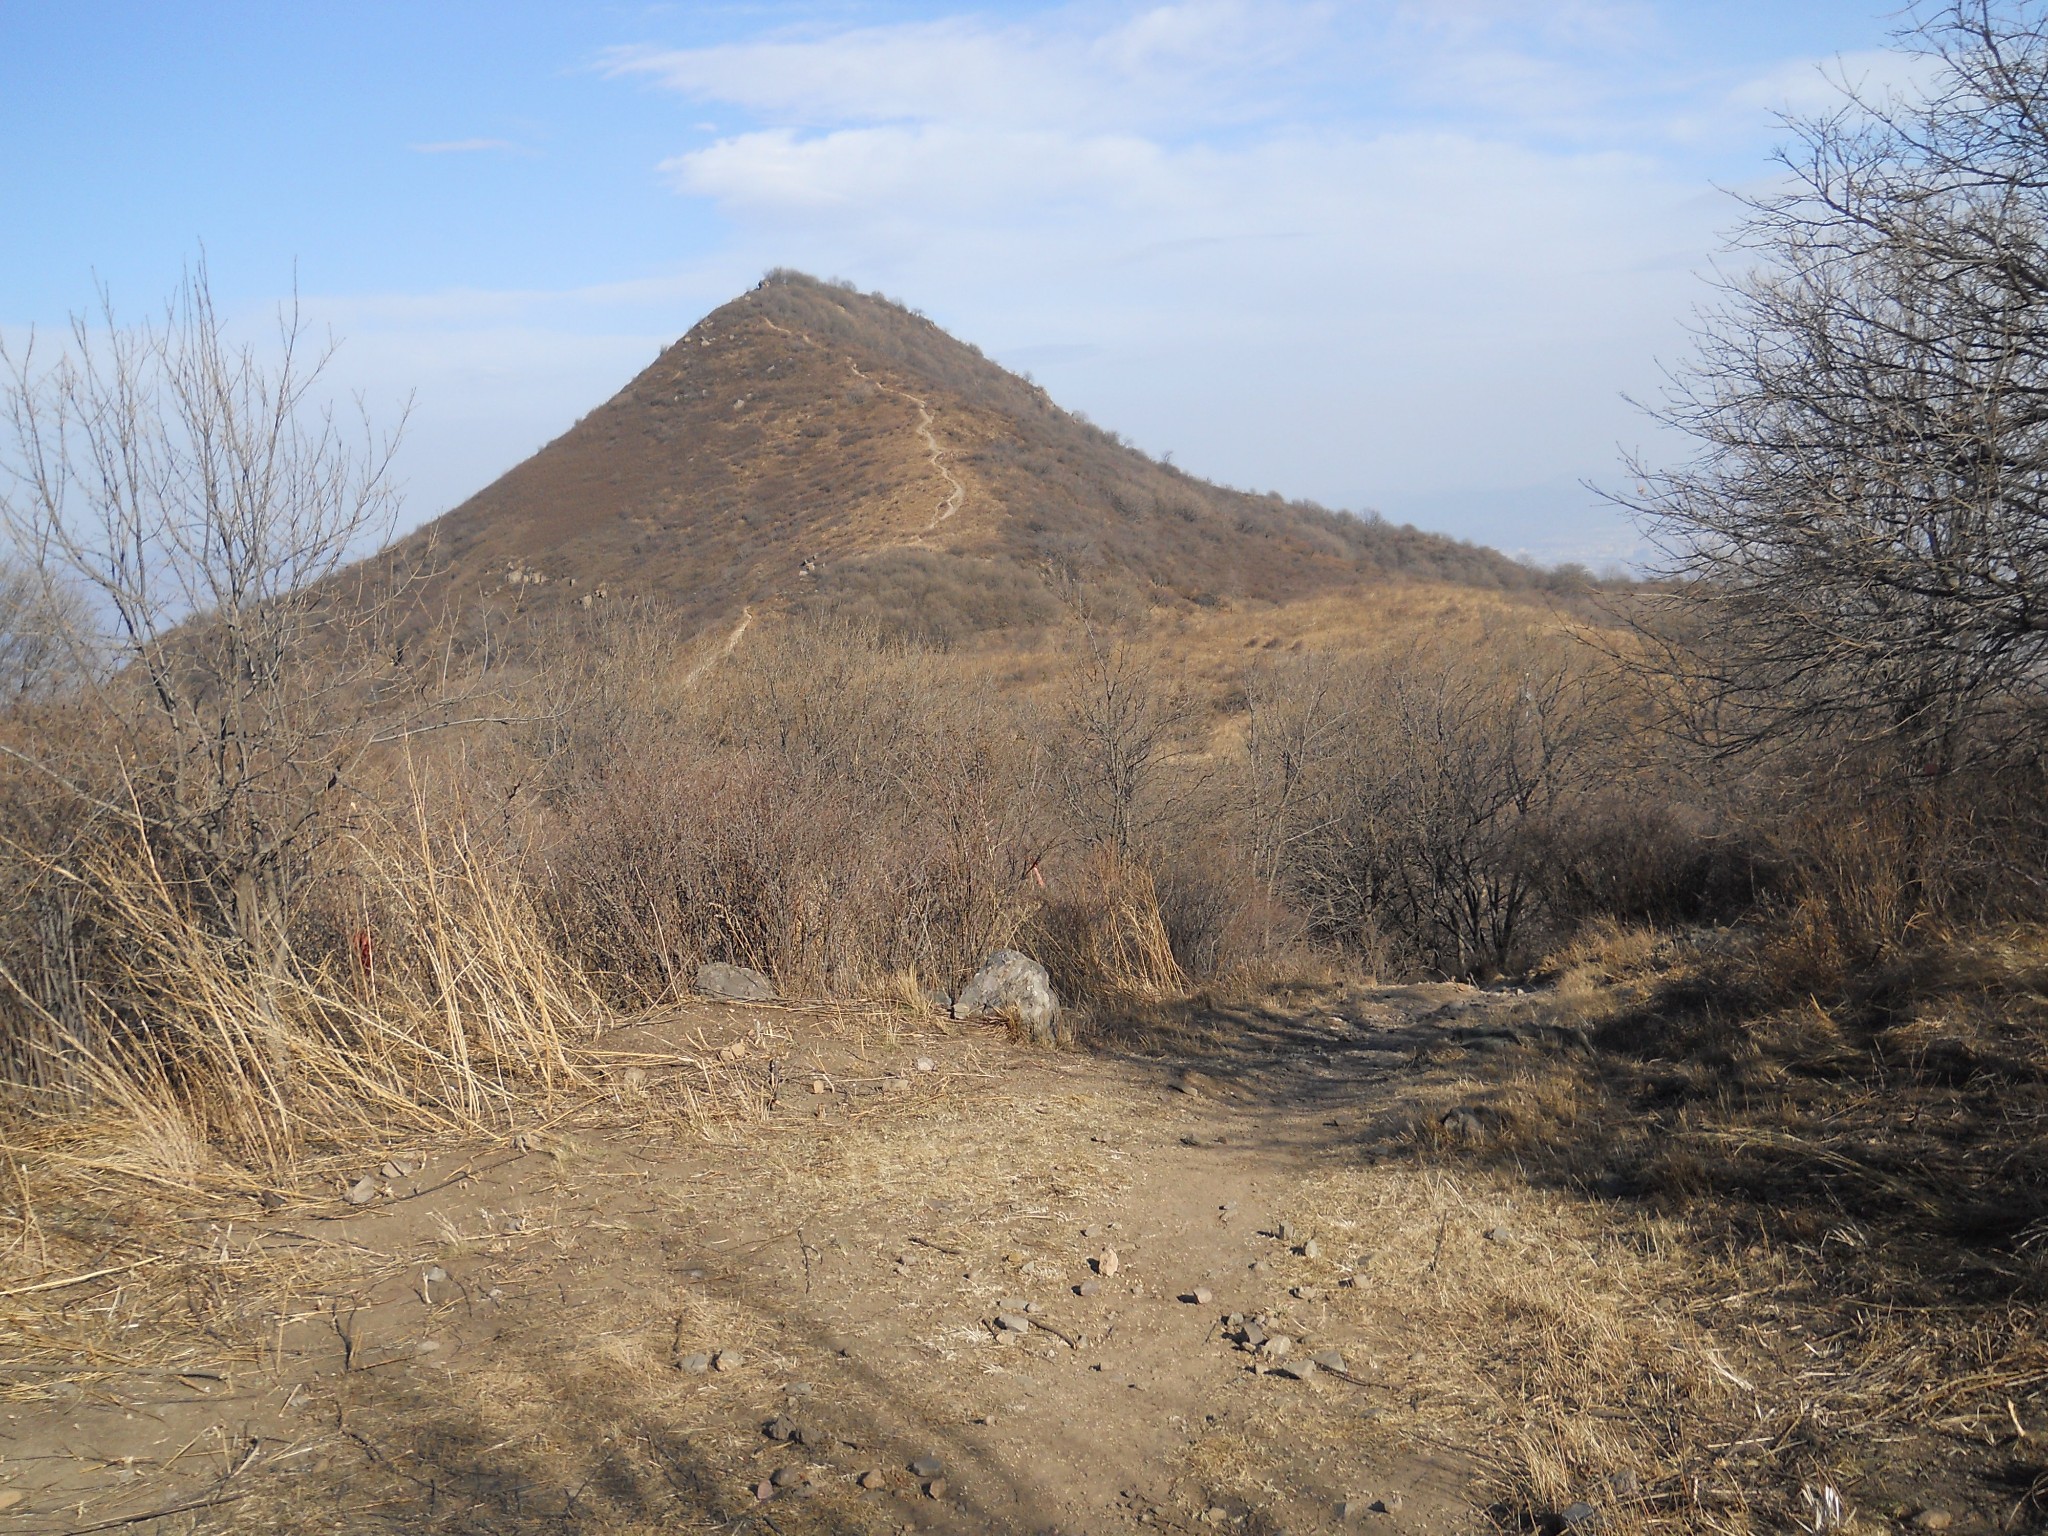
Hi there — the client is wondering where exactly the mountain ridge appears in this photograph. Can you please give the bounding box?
[399,270,1572,639]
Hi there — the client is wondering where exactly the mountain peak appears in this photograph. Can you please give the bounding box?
[406,270,1543,638]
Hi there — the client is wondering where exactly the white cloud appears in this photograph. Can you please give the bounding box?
[323,2,1911,563]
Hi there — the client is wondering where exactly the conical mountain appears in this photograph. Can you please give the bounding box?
[407,270,1542,639]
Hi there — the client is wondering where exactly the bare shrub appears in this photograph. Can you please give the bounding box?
[545,622,1046,1003]
[1029,844,1186,1010]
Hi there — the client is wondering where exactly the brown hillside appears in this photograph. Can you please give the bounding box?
[404,271,1567,638]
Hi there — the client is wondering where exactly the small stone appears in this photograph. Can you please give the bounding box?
[1486,1227,1513,1244]
[678,1351,711,1374]
[1560,1502,1598,1528]
[1275,1359,1316,1380]
[771,1466,802,1488]
[1098,1249,1121,1277]
[1293,1285,1324,1302]
[1241,1321,1268,1348]
[380,1161,405,1180]
[1258,1334,1293,1359]
[765,1416,797,1442]
[811,1079,826,1094]
[1024,1300,1043,1314]
[1302,1238,1321,1260]
[1250,1258,1267,1273]
[1372,1494,1404,1514]
[860,1470,886,1490]
[996,1313,1031,1334]
[1187,1287,1213,1305]
[1077,1279,1101,1297]
[1339,1499,1368,1522]
[1205,1507,1230,1524]
[423,1264,448,1285]
[1279,1221,1295,1242]
[910,1454,944,1478]
[885,1076,912,1095]
[999,1295,1027,1312]
[1082,1225,1102,1238]
[915,1056,935,1072]
[1911,1513,1953,1532]
[344,1176,378,1206]
[1313,1349,1348,1373]
[754,1479,773,1501]
[926,1478,947,1499]
[1004,1250,1026,1266]
[713,1349,745,1371]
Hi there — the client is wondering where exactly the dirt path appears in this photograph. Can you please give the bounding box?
[760,315,965,533]
[0,984,1648,1535]
[683,603,753,687]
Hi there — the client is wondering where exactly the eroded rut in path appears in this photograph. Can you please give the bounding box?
[9,984,1594,1536]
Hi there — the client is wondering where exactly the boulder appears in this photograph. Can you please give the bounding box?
[695,962,775,1002]
[952,950,1058,1045]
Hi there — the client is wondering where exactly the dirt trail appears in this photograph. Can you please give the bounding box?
[2,985,1586,1535]
[760,315,965,533]
[684,603,753,687]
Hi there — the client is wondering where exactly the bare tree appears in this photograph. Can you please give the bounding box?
[1620,1,2048,781]
[1053,604,1204,859]
[0,262,412,966]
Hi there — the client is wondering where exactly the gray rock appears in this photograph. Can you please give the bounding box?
[423,1264,448,1285]
[923,987,952,1012]
[1187,1287,1214,1305]
[910,1454,944,1478]
[1077,1279,1101,1297]
[1313,1349,1348,1373]
[1302,1238,1321,1259]
[999,1297,1029,1313]
[1486,1226,1514,1243]
[1560,1502,1598,1528]
[770,1465,802,1488]
[677,1352,712,1374]
[344,1176,379,1205]
[765,1416,797,1442]
[1275,1359,1316,1380]
[996,1313,1032,1334]
[859,1470,887,1490]
[1372,1494,1403,1514]
[952,949,1059,1045]
[695,962,775,1001]
[1339,1499,1368,1522]
[713,1349,746,1371]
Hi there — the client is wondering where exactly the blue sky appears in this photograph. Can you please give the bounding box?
[1,1,1909,565]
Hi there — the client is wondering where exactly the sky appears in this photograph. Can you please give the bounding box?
[0,1,1914,567]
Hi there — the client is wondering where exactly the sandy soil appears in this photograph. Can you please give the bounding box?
[0,980,1886,1534]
